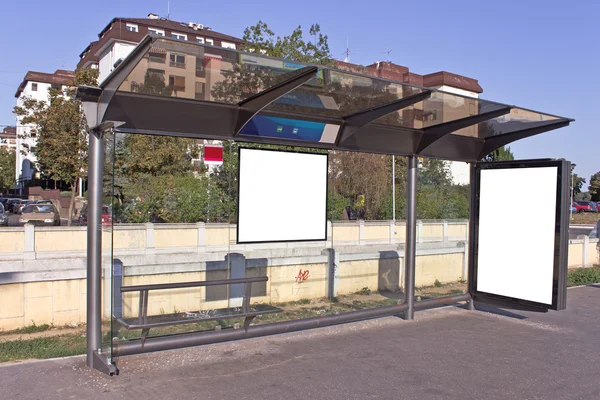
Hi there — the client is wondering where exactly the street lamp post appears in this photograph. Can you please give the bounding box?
[571,163,576,221]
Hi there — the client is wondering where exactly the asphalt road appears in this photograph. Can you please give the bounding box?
[1,285,598,399]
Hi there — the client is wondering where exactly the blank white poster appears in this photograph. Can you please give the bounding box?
[476,167,558,305]
[237,148,328,243]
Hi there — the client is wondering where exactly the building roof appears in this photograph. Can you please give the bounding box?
[1,126,16,137]
[78,16,243,69]
[15,69,75,98]
[422,71,483,94]
[115,17,243,43]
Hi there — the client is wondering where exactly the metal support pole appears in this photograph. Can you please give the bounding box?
[403,156,417,320]
[392,155,396,222]
[86,129,104,367]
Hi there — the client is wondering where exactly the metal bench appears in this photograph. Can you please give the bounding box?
[114,276,281,345]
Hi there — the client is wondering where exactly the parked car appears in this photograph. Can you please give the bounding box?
[79,204,112,226]
[573,201,595,213]
[6,199,22,213]
[0,203,8,226]
[19,204,61,226]
[591,201,600,213]
[34,200,54,205]
[16,200,34,214]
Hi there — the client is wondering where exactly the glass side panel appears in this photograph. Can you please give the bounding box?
[102,131,115,362]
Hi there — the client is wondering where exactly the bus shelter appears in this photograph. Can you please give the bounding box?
[78,34,573,375]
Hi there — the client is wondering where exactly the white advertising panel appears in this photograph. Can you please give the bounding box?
[237,148,328,243]
[476,166,558,305]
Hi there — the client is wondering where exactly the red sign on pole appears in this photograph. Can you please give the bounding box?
[204,145,223,165]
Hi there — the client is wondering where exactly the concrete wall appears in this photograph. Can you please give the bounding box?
[0,244,466,330]
[0,220,598,331]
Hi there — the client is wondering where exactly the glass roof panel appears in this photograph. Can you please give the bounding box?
[104,35,571,162]
[476,108,560,139]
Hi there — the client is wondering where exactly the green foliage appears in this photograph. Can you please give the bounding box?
[434,279,443,288]
[567,266,600,287]
[415,160,470,220]
[0,148,16,191]
[328,191,350,220]
[575,191,591,201]
[131,70,173,95]
[120,135,199,178]
[483,146,515,162]
[589,172,600,202]
[241,21,335,67]
[0,334,86,362]
[357,287,372,295]
[13,68,99,225]
[118,174,227,224]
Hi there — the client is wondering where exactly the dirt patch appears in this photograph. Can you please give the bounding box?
[571,213,600,225]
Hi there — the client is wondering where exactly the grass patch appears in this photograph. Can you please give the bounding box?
[0,322,52,337]
[0,334,86,363]
[568,265,600,287]
[571,213,600,225]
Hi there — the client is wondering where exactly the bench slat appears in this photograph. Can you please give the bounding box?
[115,304,282,330]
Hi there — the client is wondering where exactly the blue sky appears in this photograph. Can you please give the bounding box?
[1,0,598,183]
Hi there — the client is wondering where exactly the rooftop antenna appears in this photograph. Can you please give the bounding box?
[167,1,170,20]
[382,49,392,62]
[57,59,65,68]
[342,37,351,63]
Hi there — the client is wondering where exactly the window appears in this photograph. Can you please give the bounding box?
[171,32,187,40]
[169,75,186,91]
[195,82,206,100]
[195,57,205,77]
[126,23,138,32]
[205,38,214,46]
[148,28,165,36]
[31,83,38,91]
[147,69,165,80]
[148,53,166,63]
[169,53,186,68]
[221,41,236,49]
[196,37,205,44]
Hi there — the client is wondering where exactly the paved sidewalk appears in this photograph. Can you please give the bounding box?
[1,285,599,400]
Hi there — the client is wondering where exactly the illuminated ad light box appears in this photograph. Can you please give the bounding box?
[471,159,569,311]
[240,116,340,144]
[237,148,328,244]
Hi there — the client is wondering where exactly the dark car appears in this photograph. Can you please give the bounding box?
[0,203,8,226]
[6,199,21,213]
[79,204,112,226]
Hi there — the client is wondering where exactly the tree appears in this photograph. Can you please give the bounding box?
[241,21,335,67]
[558,158,586,197]
[589,171,600,202]
[120,135,199,178]
[483,146,514,162]
[0,148,16,192]
[13,68,99,225]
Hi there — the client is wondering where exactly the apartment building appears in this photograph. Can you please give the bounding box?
[14,69,75,190]
[77,14,482,183]
[78,13,243,84]
[0,126,17,153]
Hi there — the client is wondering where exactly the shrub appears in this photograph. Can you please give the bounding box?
[567,266,600,287]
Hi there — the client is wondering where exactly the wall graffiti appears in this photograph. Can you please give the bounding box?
[295,269,310,283]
